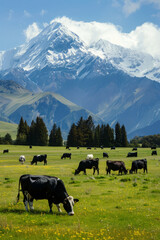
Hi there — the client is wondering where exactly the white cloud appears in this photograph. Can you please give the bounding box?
[121,0,160,16]
[51,17,160,58]
[24,22,42,42]
[123,0,141,16]
[24,10,31,18]
[128,22,160,57]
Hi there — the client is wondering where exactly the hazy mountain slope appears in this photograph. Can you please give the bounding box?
[0,80,102,138]
[0,121,17,139]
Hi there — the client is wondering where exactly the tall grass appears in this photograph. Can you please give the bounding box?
[0,145,159,239]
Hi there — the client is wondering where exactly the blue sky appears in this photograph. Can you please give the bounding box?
[0,0,160,51]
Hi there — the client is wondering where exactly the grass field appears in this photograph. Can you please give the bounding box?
[0,145,159,240]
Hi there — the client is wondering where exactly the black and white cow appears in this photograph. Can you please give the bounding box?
[129,159,147,174]
[61,153,71,159]
[31,154,47,165]
[103,152,109,158]
[16,174,79,215]
[19,155,25,164]
[106,160,128,175]
[74,158,99,175]
[127,152,137,157]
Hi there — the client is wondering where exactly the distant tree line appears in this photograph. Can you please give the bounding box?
[130,134,160,148]
[0,116,129,147]
[0,133,13,145]
[67,116,128,147]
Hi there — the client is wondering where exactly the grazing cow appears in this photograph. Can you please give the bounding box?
[106,160,127,175]
[29,145,32,149]
[151,146,156,149]
[152,150,157,156]
[111,146,115,150]
[132,147,137,151]
[16,174,79,215]
[87,147,91,150]
[86,154,94,160]
[127,152,137,157]
[19,155,25,164]
[75,158,99,175]
[31,154,47,165]
[103,152,109,158]
[61,153,71,159]
[3,149,9,154]
[130,159,147,174]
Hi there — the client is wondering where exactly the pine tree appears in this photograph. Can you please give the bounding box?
[67,123,78,147]
[121,125,128,147]
[16,117,29,145]
[94,124,100,147]
[35,117,48,146]
[56,127,63,146]
[49,123,57,146]
[115,122,121,147]
[28,120,36,145]
[4,133,12,144]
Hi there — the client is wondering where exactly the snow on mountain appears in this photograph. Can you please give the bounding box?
[90,39,160,82]
[1,19,160,83]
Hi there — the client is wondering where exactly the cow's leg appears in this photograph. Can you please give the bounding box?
[56,204,62,213]
[97,168,99,175]
[28,194,34,211]
[48,199,53,213]
[93,167,95,175]
[23,191,29,211]
[83,169,86,175]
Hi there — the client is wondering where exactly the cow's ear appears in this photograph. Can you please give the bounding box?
[74,198,79,203]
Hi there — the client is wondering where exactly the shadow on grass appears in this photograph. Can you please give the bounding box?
[0,208,66,216]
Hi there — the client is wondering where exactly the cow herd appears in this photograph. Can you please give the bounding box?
[1,146,156,216]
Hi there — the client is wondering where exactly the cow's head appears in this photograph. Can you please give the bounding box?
[74,169,80,175]
[63,196,79,215]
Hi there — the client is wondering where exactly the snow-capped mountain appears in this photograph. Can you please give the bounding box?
[1,18,160,138]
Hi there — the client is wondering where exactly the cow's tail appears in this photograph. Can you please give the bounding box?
[16,177,21,203]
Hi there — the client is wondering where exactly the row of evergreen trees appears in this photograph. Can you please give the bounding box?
[3,116,128,147]
[67,116,128,147]
[16,117,63,146]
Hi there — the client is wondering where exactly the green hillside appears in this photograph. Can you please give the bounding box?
[0,121,18,140]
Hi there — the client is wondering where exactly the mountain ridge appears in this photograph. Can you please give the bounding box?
[0,18,160,138]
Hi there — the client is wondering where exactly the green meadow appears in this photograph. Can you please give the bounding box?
[0,145,159,240]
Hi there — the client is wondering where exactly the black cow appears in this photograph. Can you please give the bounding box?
[16,174,79,215]
[111,146,115,150]
[75,158,99,175]
[31,154,47,165]
[152,150,157,155]
[3,149,9,154]
[132,147,137,151]
[127,152,137,157]
[130,159,147,174]
[61,153,71,159]
[151,146,156,149]
[103,152,109,158]
[106,160,127,175]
